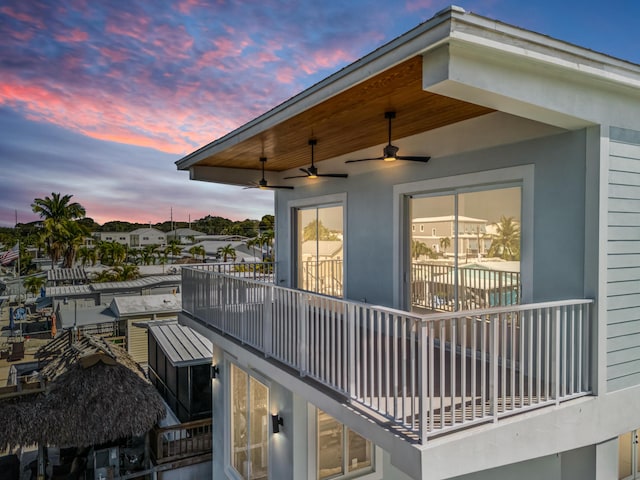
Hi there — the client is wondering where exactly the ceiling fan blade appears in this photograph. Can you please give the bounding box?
[265,185,294,190]
[345,156,385,163]
[317,173,349,178]
[396,155,431,162]
[283,174,308,179]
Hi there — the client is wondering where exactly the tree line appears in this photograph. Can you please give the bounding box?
[0,193,274,277]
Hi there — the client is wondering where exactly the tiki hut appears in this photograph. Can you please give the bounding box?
[0,330,166,450]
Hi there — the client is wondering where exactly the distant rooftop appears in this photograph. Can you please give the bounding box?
[110,293,181,317]
[150,322,213,367]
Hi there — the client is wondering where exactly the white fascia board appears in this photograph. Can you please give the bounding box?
[190,165,266,186]
[423,35,640,129]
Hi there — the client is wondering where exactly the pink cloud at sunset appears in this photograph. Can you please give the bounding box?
[54,28,89,43]
[0,0,639,228]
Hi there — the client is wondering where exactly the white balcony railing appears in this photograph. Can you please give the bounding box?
[182,265,593,443]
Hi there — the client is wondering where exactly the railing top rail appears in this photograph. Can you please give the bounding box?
[183,266,592,323]
[420,298,594,322]
[153,417,212,433]
[186,261,272,269]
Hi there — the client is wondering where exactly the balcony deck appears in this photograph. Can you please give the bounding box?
[181,263,593,444]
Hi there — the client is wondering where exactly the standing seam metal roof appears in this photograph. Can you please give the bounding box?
[149,323,212,367]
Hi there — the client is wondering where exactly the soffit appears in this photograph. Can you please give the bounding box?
[190,56,493,172]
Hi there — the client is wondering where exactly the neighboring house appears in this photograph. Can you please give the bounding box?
[110,293,182,367]
[147,321,214,477]
[412,215,490,256]
[54,293,181,367]
[92,228,167,248]
[129,227,166,248]
[47,274,181,306]
[187,240,260,263]
[166,227,205,244]
[93,231,131,246]
[173,7,640,480]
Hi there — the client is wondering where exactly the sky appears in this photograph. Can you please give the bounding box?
[1,0,639,228]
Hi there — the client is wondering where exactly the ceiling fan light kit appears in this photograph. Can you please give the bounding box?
[283,139,348,180]
[246,157,294,190]
[345,111,431,164]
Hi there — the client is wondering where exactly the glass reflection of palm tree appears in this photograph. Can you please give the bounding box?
[488,216,520,260]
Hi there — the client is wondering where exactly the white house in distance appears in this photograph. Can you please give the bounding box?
[412,215,490,257]
[93,227,167,248]
[174,6,640,480]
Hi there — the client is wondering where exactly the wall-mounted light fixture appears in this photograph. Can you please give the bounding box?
[271,414,284,433]
[211,365,220,379]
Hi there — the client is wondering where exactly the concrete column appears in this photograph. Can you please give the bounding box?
[594,437,619,480]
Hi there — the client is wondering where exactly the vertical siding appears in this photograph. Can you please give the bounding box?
[608,129,640,391]
[127,320,149,367]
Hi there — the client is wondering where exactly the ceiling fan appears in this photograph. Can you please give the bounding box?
[345,111,431,164]
[285,139,348,179]
[245,157,294,190]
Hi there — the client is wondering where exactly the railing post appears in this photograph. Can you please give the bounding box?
[348,303,356,400]
[299,293,308,376]
[263,284,273,358]
[553,306,561,404]
[490,314,499,421]
[419,321,428,443]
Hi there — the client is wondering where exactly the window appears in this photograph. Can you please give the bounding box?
[317,409,372,480]
[230,364,269,480]
[620,430,640,479]
[296,204,344,297]
[419,225,424,232]
[431,228,436,236]
[409,185,522,312]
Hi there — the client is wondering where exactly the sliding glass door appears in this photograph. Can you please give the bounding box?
[296,204,344,297]
[409,185,521,312]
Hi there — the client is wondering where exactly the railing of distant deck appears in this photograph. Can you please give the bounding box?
[182,266,592,443]
[150,418,213,464]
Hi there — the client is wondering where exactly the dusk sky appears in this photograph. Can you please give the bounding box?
[1,0,639,228]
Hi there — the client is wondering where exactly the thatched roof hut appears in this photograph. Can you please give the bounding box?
[0,331,165,450]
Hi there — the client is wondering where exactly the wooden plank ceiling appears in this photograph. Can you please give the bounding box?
[195,56,493,172]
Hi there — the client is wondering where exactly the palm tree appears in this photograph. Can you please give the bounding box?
[189,245,206,262]
[58,220,88,268]
[112,264,140,281]
[31,193,86,223]
[412,240,432,260]
[217,244,236,262]
[98,241,127,266]
[32,193,86,269]
[97,241,114,266]
[112,243,128,266]
[127,249,142,265]
[439,236,451,255]
[23,275,46,297]
[77,246,92,267]
[260,230,274,261]
[164,241,182,263]
[39,220,65,268]
[92,269,118,283]
[488,216,521,260]
[247,237,260,261]
[141,245,158,265]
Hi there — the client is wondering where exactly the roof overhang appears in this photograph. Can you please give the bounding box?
[176,6,640,187]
